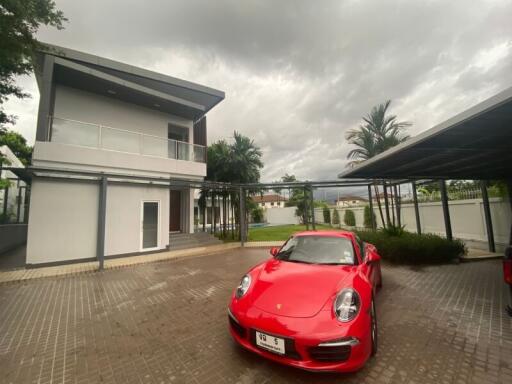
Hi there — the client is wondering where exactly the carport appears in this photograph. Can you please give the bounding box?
[339,85,512,252]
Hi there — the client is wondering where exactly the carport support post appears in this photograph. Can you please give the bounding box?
[412,181,421,235]
[439,180,453,242]
[481,181,496,253]
[383,183,391,227]
[97,176,108,270]
[393,185,401,227]
[239,187,246,245]
[309,185,316,230]
[303,186,309,230]
[368,185,376,230]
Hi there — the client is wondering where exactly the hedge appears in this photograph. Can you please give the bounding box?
[356,230,466,264]
[332,209,340,225]
[323,207,331,224]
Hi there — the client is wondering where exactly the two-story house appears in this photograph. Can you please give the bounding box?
[26,44,224,266]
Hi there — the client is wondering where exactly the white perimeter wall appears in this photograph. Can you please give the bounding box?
[314,198,511,249]
[266,206,300,225]
[27,179,171,265]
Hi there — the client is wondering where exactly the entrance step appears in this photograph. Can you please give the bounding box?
[168,232,223,251]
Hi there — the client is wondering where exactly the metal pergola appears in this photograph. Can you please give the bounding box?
[5,165,409,270]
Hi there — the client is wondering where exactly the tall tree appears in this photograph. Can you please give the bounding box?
[345,100,411,228]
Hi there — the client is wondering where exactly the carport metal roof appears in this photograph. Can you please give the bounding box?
[339,85,512,180]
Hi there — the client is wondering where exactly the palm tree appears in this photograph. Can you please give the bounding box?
[345,100,411,228]
[201,131,263,239]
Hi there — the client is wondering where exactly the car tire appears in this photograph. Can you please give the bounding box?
[370,298,378,356]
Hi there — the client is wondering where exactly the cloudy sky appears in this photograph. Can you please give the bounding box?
[5,0,512,186]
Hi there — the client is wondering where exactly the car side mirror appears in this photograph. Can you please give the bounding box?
[365,251,380,264]
[270,247,279,257]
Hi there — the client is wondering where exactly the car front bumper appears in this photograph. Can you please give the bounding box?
[228,303,372,372]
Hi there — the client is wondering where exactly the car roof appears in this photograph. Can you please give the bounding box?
[293,230,355,240]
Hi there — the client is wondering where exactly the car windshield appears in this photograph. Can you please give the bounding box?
[275,235,356,265]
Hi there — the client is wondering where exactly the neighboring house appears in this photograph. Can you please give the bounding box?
[26,44,224,266]
[335,195,367,207]
[251,194,287,209]
[372,192,395,203]
[0,146,27,223]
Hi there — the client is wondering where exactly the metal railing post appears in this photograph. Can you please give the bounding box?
[412,181,421,235]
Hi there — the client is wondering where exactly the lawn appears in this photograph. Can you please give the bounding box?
[248,224,333,241]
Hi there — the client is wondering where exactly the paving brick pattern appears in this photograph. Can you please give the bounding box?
[0,249,511,384]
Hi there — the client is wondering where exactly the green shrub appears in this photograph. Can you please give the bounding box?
[356,230,466,265]
[332,209,340,225]
[251,207,264,223]
[363,205,375,228]
[323,207,331,224]
[344,209,356,226]
[382,224,406,237]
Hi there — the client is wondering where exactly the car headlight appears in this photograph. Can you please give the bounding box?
[333,288,360,322]
[235,274,251,298]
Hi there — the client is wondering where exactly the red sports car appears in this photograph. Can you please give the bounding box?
[228,230,382,372]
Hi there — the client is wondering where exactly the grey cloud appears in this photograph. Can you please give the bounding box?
[8,0,512,182]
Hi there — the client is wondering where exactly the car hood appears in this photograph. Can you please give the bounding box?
[251,259,355,318]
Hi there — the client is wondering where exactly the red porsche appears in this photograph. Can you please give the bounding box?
[228,230,382,372]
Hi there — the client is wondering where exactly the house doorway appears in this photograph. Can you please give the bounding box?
[169,190,181,232]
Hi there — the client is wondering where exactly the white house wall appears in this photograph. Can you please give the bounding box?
[26,178,99,264]
[26,179,172,265]
[53,85,192,138]
[105,184,169,256]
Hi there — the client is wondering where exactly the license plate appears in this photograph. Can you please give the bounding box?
[255,331,285,354]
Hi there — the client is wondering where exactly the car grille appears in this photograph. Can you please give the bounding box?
[249,329,302,360]
[309,345,351,362]
[229,315,247,338]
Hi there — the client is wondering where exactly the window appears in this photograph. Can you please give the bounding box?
[275,236,356,265]
[141,201,160,250]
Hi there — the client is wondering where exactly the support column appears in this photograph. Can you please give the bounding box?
[368,185,376,230]
[97,176,108,270]
[508,181,512,245]
[439,180,453,241]
[303,186,309,230]
[481,181,495,253]
[239,187,246,245]
[310,185,316,230]
[383,183,391,227]
[393,185,401,227]
[412,181,421,235]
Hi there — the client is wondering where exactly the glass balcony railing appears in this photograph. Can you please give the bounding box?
[49,116,206,163]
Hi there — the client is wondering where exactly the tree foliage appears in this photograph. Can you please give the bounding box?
[0,0,67,126]
[345,100,411,229]
[0,127,32,165]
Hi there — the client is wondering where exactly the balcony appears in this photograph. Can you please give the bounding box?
[48,116,206,163]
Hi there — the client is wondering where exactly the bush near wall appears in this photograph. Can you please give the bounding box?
[332,209,340,225]
[344,209,356,226]
[322,207,331,224]
[356,230,466,264]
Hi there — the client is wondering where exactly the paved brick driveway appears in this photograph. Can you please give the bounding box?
[1,248,511,384]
